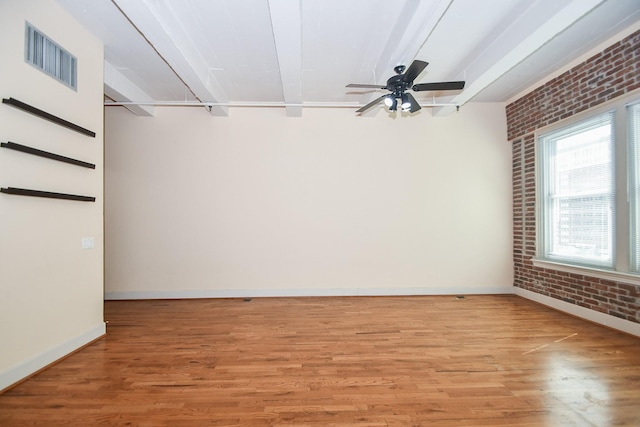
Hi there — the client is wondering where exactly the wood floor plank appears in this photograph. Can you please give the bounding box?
[1,295,639,426]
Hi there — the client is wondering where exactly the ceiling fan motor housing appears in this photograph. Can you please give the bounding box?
[386,74,411,96]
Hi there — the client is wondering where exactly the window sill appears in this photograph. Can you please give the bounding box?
[532,259,640,286]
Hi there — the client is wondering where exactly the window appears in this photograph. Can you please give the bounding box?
[539,113,615,267]
[537,94,640,280]
[25,22,77,90]
[630,102,640,272]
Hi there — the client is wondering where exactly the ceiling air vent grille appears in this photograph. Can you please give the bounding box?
[25,23,77,90]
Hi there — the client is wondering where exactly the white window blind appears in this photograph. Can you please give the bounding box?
[629,102,640,272]
[539,112,615,268]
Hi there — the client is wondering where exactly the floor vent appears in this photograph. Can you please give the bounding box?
[25,23,77,90]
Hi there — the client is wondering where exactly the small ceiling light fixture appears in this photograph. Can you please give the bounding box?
[384,94,398,111]
[401,93,411,111]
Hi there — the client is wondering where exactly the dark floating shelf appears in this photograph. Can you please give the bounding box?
[1,141,95,169]
[1,187,95,202]
[2,97,96,138]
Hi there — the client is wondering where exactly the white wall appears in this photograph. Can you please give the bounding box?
[0,0,104,390]
[105,104,512,298]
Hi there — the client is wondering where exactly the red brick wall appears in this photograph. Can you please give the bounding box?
[508,30,640,324]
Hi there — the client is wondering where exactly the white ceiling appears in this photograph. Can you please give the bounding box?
[56,0,640,117]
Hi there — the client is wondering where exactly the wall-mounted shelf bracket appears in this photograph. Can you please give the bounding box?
[1,187,95,202]
[2,97,96,138]
[1,141,95,169]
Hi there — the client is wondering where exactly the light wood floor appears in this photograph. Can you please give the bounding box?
[1,295,639,426]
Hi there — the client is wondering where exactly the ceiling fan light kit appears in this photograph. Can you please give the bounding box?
[384,95,397,110]
[346,60,465,115]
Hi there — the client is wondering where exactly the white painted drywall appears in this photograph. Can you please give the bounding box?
[0,0,105,390]
[105,104,512,298]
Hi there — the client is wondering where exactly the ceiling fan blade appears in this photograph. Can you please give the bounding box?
[346,83,387,89]
[405,93,421,113]
[412,81,466,92]
[402,60,428,84]
[356,94,387,113]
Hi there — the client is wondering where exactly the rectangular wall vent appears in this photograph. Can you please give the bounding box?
[25,23,77,90]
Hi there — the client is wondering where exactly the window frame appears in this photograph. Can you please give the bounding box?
[538,111,615,268]
[629,102,640,273]
[533,90,640,286]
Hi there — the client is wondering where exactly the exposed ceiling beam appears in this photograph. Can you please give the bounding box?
[268,0,303,117]
[104,100,459,108]
[375,0,453,81]
[433,0,607,116]
[103,61,155,116]
[111,0,229,116]
[359,0,453,115]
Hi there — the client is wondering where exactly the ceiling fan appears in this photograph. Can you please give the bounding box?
[346,60,465,114]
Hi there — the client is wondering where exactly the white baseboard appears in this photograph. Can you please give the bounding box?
[105,285,515,300]
[0,323,106,392]
[514,287,640,337]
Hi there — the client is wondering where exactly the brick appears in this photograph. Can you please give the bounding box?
[508,29,640,326]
